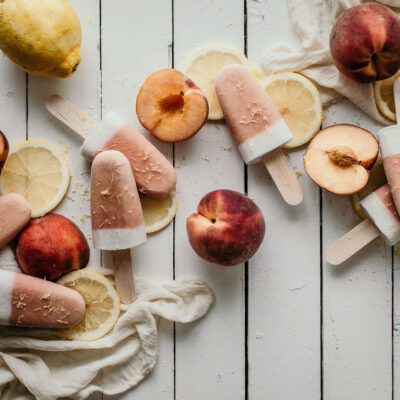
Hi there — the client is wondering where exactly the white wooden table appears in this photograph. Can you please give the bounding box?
[0,1,396,399]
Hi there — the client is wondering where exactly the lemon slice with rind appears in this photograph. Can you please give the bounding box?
[374,69,400,122]
[180,43,254,120]
[140,190,178,234]
[0,140,70,217]
[57,270,120,341]
[262,72,323,149]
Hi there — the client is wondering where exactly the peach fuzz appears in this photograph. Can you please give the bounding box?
[16,213,90,281]
[186,190,265,266]
[330,3,400,83]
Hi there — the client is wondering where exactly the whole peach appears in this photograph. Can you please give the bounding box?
[330,3,400,83]
[16,213,89,281]
[186,190,265,266]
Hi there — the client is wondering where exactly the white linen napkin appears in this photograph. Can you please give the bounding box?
[0,249,215,400]
[261,0,400,124]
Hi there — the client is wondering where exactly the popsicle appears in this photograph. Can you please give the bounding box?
[91,150,146,304]
[0,269,85,328]
[0,193,31,249]
[377,77,400,213]
[214,64,303,205]
[326,184,400,265]
[45,95,177,198]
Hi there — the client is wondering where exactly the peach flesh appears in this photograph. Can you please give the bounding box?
[304,124,379,195]
[0,131,9,173]
[136,68,208,143]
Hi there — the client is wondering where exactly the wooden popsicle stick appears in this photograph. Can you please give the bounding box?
[46,95,137,303]
[394,77,400,123]
[262,148,303,206]
[45,94,96,140]
[111,249,136,304]
[325,219,380,266]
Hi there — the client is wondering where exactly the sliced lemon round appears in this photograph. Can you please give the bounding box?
[57,270,120,341]
[350,157,386,219]
[180,43,255,120]
[140,190,178,234]
[374,69,400,122]
[262,72,322,149]
[0,140,70,217]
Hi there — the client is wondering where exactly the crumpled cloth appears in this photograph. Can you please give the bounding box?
[0,247,215,400]
[261,0,400,124]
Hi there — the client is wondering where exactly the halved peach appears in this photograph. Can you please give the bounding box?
[303,124,379,195]
[0,131,9,173]
[136,69,209,143]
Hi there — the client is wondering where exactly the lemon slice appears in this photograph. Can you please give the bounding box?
[140,190,178,234]
[350,156,386,219]
[180,43,255,120]
[262,72,322,149]
[0,140,70,217]
[57,270,120,341]
[374,70,400,122]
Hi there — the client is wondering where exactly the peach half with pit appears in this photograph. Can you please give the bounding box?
[303,124,379,195]
[0,131,9,173]
[136,68,209,143]
[186,190,265,267]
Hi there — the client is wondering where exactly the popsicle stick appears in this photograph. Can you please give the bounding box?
[111,249,136,304]
[325,219,380,265]
[45,94,95,140]
[262,148,303,205]
[394,77,400,123]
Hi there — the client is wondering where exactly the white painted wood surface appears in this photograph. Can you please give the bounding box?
[0,0,397,399]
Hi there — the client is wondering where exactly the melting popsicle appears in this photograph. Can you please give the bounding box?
[45,95,177,198]
[326,184,400,265]
[0,269,85,328]
[90,150,146,303]
[0,193,31,249]
[214,64,303,205]
[377,77,400,213]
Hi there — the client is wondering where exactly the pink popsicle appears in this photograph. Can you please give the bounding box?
[0,269,85,328]
[0,193,31,249]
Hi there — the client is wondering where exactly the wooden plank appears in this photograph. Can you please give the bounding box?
[394,246,399,400]
[322,102,392,400]
[101,1,174,399]
[26,2,102,399]
[0,47,26,144]
[246,0,321,398]
[173,1,245,399]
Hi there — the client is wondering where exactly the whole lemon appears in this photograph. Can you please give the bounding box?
[0,0,82,78]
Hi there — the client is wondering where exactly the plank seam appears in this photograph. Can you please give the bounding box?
[172,1,176,400]
[320,187,324,400]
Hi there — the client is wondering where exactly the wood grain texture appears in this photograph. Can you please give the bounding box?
[173,1,246,399]
[262,148,303,205]
[27,3,102,400]
[246,0,321,398]
[325,219,380,266]
[101,0,174,399]
[322,102,392,400]
[0,1,398,399]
